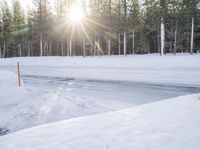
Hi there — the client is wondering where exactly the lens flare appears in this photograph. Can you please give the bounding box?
[68,5,84,24]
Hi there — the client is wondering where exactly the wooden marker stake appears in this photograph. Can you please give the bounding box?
[17,62,21,87]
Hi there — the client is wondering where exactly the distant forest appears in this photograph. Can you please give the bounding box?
[0,0,200,58]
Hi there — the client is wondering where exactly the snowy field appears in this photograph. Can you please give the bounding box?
[0,54,200,149]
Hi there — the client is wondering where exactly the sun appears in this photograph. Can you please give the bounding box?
[68,5,84,24]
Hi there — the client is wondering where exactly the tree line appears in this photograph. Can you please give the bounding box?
[0,0,200,58]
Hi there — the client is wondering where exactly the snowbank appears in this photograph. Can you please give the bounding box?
[1,93,200,150]
[0,54,199,86]
[0,71,27,107]
[0,71,30,134]
[0,54,199,68]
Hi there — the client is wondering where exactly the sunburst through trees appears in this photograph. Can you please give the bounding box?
[0,0,200,58]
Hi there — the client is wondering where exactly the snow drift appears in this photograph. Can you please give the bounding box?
[1,94,200,150]
[0,71,31,134]
[0,71,27,107]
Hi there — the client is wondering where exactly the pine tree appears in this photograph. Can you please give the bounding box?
[1,1,14,58]
[0,20,3,58]
[13,0,26,57]
[0,0,199,57]
[128,0,142,54]
[27,9,35,56]
[33,0,53,56]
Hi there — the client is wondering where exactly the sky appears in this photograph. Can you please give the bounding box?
[17,0,87,9]
[19,0,32,8]
[5,0,33,9]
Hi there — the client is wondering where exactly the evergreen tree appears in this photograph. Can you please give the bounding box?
[13,0,26,57]
[128,0,142,54]
[1,1,14,58]
[0,20,3,58]
[0,0,199,58]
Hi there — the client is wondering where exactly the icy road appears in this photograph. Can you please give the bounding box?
[22,75,200,105]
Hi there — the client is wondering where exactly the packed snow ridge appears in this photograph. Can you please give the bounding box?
[0,93,200,150]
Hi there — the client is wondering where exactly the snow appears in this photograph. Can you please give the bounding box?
[0,53,199,68]
[0,71,131,133]
[0,54,200,86]
[0,93,200,150]
[0,71,27,107]
[0,54,200,134]
[0,54,200,148]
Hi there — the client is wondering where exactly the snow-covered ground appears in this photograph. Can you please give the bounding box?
[0,71,131,134]
[1,93,200,150]
[0,54,200,149]
[0,54,200,85]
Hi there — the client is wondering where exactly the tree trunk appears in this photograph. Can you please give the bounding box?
[132,31,135,54]
[124,0,127,56]
[98,34,100,57]
[69,40,72,56]
[49,41,52,56]
[124,31,127,56]
[19,43,22,57]
[108,0,111,56]
[157,28,160,54]
[0,46,1,58]
[40,34,43,56]
[118,33,121,55]
[46,41,49,56]
[161,17,165,56]
[61,40,64,56]
[186,19,189,53]
[83,40,86,57]
[108,38,111,56]
[94,35,97,56]
[67,40,69,56]
[46,41,48,56]
[174,29,177,54]
[28,42,31,57]
[147,40,150,54]
[44,41,47,56]
[90,40,93,56]
[190,17,194,54]
[3,41,6,58]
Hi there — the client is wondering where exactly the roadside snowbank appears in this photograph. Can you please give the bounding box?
[0,54,199,86]
[0,71,27,107]
[0,54,199,68]
[0,54,200,69]
[0,71,32,134]
[1,93,200,150]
